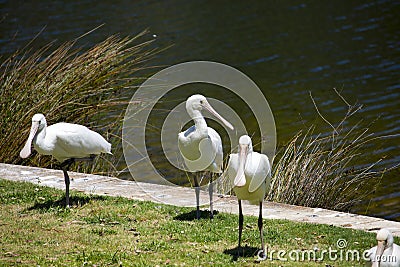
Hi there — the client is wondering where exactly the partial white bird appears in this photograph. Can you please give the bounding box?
[20,113,112,207]
[226,135,271,258]
[178,94,234,219]
[366,228,400,267]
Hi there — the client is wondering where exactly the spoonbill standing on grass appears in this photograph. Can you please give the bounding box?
[366,228,400,267]
[178,94,234,219]
[226,135,271,258]
[20,113,112,207]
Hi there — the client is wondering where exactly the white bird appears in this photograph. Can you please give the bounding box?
[178,94,234,219]
[366,228,400,267]
[226,135,271,258]
[20,113,112,207]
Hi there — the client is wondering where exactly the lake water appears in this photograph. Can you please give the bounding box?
[1,1,399,220]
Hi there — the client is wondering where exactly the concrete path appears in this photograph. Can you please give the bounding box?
[1,163,399,237]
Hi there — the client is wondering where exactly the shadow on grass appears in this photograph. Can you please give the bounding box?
[173,209,219,221]
[224,245,261,261]
[27,194,107,211]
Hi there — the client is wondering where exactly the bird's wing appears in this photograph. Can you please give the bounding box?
[207,127,223,171]
[393,244,400,264]
[49,123,110,157]
[178,126,201,164]
[193,137,215,171]
[226,153,238,182]
[177,126,223,172]
[248,153,271,193]
[178,134,215,172]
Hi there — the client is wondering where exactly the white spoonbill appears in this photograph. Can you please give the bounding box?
[226,135,271,258]
[178,94,234,219]
[366,228,400,267]
[20,113,112,207]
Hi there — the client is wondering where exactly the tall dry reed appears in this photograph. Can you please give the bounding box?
[268,90,395,211]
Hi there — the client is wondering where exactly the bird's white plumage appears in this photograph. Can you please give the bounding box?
[226,135,271,205]
[366,228,400,267]
[228,135,270,257]
[20,114,111,162]
[20,113,111,208]
[178,94,232,173]
[177,94,233,219]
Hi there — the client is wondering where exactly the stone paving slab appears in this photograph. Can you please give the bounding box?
[1,163,399,237]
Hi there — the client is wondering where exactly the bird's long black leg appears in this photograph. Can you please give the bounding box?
[238,199,243,256]
[258,201,265,259]
[209,173,214,219]
[60,159,75,208]
[62,168,70,208]
[193,175,200,219]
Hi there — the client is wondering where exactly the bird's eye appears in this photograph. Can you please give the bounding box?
[200,100,203,104]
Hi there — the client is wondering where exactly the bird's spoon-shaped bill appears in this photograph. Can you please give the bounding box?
[234,144,247,187]
[202,100,234,131]
[20,121,39,158]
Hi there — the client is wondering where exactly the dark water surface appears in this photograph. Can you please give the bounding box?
[1,1,399,220]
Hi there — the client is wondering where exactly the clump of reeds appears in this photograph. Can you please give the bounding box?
[268,90,395,211]
[0,29,157,175]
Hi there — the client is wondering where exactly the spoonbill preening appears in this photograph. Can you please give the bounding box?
[226,135,271,258]
[366,228,400,267]
[20,113,112,207]
[178,94,234,219]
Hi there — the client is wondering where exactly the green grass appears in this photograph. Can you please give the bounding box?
[0,179,392,266]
